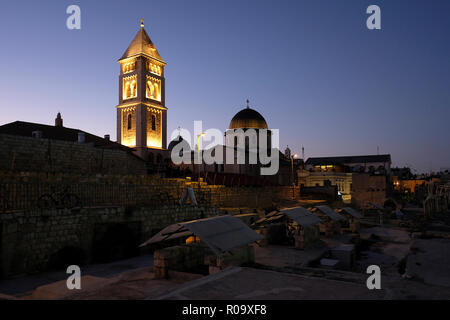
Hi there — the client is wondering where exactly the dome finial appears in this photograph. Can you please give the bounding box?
[140,19,144,28]
[246,99,250,109]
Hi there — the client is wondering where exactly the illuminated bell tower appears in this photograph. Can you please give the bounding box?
[116,19,167,153]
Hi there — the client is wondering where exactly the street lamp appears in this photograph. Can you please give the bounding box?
[197,133,205,182]
[291,154,298,199]
[291,153,298,184]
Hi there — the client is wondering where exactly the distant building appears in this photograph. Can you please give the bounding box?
[351,173,388,208]
[391,167,414,180]
[169,102,296,185]
[391,166,442,194]
[298,167,353,202]
[304,154,391,175]
[300,154,392,206]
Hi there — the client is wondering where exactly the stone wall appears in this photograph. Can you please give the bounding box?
[0,133,146,175]
[351,173,387,209]
[0,172,300,212]
[153,243,207,279]
[294,226,320,250]
[198,184,300,208]
[0,205,219,278]
[207,245,255,275]
[300,185,338,201]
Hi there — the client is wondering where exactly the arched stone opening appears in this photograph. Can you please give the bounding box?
[92,222,141,263]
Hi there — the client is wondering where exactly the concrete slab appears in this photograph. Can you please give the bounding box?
[253,244,327,268]
[406,239,450,288]
[154,267,386,300]
[23,275,117,300]
[0,253,154,296]
[330,244,355,270]
[358,227,411,276]
[360,227,410,244]
[320,259,339,269]
[321,233,357,248]
[0,293,16,300]
[20,267,202,300]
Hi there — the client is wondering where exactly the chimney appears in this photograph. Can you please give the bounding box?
[104,134,110,141]
[77,132,85,143]
[55,112,63,127]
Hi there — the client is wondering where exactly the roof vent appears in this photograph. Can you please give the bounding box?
[104,134,110,141]
[77,132,85,143]
[55,112,63,127]
[32,130,43,139]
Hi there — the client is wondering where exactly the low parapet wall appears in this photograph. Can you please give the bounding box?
[0,172,300,212]
[0,205,219,278]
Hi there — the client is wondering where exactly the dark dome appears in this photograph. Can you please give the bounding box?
[229,107,268,129]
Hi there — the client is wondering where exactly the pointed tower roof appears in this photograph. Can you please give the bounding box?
[119,20,165,64]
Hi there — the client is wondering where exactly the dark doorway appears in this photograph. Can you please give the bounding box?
[92,223,141,263]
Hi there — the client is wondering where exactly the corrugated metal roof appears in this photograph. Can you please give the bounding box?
[253,211,285,225]
[315,205,346,221]
[341,207,362,219]
[140,215,263,254]
[281,207,322,227]
[253,207,322,227]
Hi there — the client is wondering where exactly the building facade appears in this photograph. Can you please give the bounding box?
[168,102,294,185]
[300,155,392,205]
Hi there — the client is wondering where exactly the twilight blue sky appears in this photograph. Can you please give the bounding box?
[0,0,449,173]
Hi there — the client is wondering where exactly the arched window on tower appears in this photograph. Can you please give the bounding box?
[154,83,160,101]
[124,81,131,99]
[147,81,154,99]
[151,115,156,131]
[131,80,137,97]
[127,114,132,130]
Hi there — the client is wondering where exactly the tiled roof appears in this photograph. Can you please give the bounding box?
[0,121,132,153]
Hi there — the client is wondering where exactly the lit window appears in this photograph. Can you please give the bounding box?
[123,76,137,100]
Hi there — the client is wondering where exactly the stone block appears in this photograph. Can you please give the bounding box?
[330,244,355,270]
